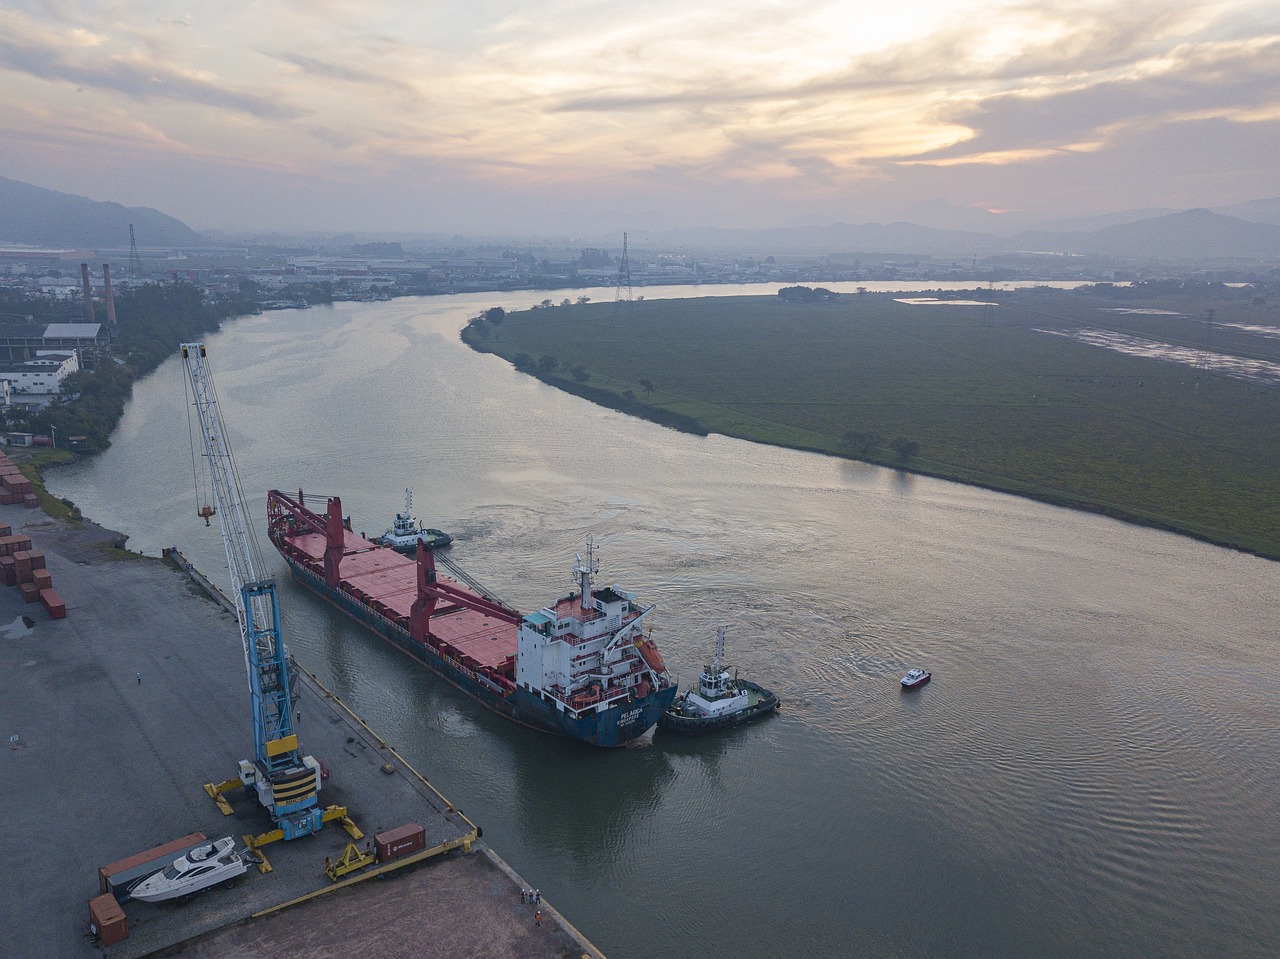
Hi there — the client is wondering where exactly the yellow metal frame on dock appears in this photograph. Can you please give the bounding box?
[325,842,378,881]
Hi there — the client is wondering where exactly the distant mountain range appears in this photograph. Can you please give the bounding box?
[647,202,1280,262]
[2,174,1279,264]
[0,176,201,248]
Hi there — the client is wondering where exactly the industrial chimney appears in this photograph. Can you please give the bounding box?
[80,263,95,324]
[102,263,117,338]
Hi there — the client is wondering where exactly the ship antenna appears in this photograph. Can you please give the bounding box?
[405,488,413,516]
[573,536,600,612]
[711,624,727,674]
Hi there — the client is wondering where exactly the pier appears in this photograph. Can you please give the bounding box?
[0,502,602,958]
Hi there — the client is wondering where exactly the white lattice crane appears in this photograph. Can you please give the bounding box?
[181,342,327,841]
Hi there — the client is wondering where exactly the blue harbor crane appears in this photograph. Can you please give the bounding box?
[181,342,352,850]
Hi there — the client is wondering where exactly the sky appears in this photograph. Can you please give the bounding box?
[1,0,1278,237]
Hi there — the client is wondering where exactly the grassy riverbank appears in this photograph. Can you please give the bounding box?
[463,286,1280,559]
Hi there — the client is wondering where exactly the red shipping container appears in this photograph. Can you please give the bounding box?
[20,582,40,603]
[374,822,426,863]
[23,492,37,508]
[88,894,128,946]
[32,569,52,590]
[0,555,14,587]
[0,523,10,537]
[0,535,31,555]
[40,587,65,618]
[27,550,44,570]
[0,492,15,506]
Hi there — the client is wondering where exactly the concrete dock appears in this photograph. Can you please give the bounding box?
[0,501,600,959]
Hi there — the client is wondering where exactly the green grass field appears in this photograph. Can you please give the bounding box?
[463,288,1280,559]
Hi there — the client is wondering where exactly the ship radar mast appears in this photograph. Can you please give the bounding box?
[573,536,600,612]
[709,624,728,675]
[403,488,413,519]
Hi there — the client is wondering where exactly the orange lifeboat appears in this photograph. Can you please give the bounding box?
[636,637,666,674]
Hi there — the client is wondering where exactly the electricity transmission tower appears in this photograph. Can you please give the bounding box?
[613,233,634,321]
[129,224,143,275]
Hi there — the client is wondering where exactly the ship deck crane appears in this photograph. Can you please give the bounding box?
[181,342,352,850]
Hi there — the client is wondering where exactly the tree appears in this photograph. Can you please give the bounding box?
[571,365,590,382]
[638,377,654,395]
[484,306,506,324]
[890,437,920,464]
[537,354,559,374]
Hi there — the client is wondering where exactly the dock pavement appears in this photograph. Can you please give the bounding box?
[0,499,600,959]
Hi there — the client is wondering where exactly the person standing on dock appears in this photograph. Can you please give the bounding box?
[535,910,541,927]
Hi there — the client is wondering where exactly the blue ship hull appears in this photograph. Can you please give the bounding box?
[282,556,676,747]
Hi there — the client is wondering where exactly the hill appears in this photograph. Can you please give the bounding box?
[0,176,202,248]
[1014,209,1280,261]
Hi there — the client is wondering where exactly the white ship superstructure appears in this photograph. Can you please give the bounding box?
[516,539,672,721]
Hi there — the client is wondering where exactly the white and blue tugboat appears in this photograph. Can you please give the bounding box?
[378,488,452,552]
[659,626,779,735]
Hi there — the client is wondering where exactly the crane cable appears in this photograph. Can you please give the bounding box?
[183,363,211,522]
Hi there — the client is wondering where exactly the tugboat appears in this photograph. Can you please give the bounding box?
[659,626,779,735]
[128,837,247,903]
[378,488,452,552]
[900,667,931,689]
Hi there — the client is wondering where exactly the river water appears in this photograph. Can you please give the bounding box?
[50,284,1280,959]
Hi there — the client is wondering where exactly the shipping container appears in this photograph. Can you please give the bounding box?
[88,894,128,946]
[0,535,32,556]
[99,833,208,895]
[23,492,37,508]
[40,588,66,618]
[0,523,11,537]
[20,582,40,604]
[0,555,15,587]
[27,549,44,570]
[374,822,426,863]
[0,491,16,506]
[32,569,52,590]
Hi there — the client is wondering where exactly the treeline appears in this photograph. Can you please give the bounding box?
[113,282,255,376]
[2,281,254,450]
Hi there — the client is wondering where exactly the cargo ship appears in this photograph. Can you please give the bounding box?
[267,490,677,747]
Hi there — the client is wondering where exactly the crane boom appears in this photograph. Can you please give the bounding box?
[181,343,323,838]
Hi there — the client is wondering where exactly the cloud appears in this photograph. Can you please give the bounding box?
[0,12,299,119]
[911,34,1280,164]
[269,52,420,96]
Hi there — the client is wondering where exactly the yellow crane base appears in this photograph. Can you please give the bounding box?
[321,805,363,839]
[240,806,362,874]
[204,778,243,816]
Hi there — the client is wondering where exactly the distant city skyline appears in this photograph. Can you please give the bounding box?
[2,0,1277,238]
